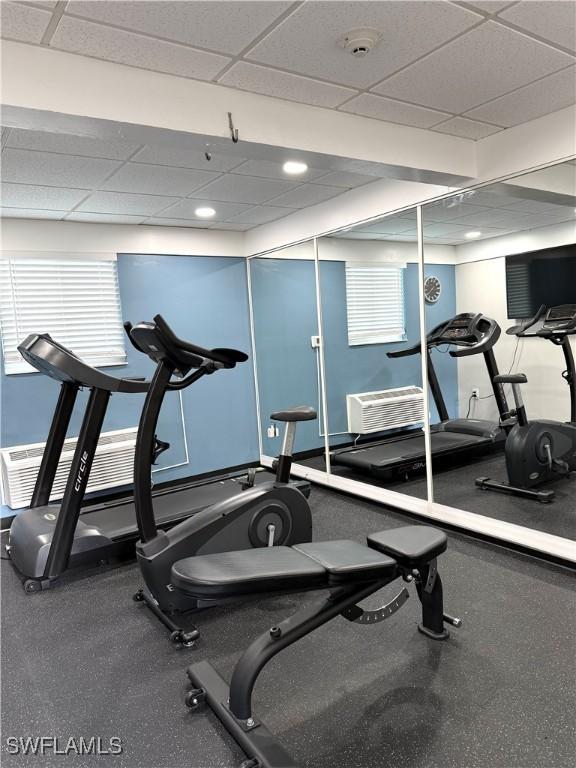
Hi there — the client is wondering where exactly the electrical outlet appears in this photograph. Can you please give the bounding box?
[267,425,277,438]
[472,387,480,399]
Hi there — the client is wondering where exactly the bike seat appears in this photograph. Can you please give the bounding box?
[494,374,527,385]
[271,406,317,422]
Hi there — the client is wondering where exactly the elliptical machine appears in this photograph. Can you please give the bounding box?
[126,315,316,646]
[476,304,576,503]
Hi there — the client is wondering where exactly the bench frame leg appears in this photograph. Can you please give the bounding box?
[186,561,456,768]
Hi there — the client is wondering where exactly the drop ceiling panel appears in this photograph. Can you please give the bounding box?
[423,222,472,237]
[461,1,514,12]
[65,212,148,224]
[246,1,481,88]
[132,145,245,172]
[373,21,574,113]
[423,203,496,221]
[155,199,252,221]
[219,63,356,108]
[0,2,52,43]
[359,218,416,234]
[51,15,231,80]
[270,183,342,208]
[6,127,140,159]
[66,0,293,54]
[1,183,89,210]
[340,93,451,128]
[227,206,288,225]
[465,64,576,127]
[101,163,219,196]
[231,159,328,182]
[187,174,299,204]
[1,148,122,188]
[0,207,67,220]
[211,221,255,231]
[431,117,502,139]
[499,1,576,52]
[313,171,374,188]
[76,191,179,215]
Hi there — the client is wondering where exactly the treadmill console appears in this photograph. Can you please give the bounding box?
[427,313,501,357]
[508,304,576,338]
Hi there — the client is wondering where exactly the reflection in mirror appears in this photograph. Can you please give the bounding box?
[311,209,434,500]
[422,160,576,541]
[249,243,322,472]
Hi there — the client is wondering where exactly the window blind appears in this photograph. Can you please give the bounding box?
[345,262,406,346]
[0,254,127,374]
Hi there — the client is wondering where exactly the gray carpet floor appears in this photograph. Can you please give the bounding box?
[1,487,575,768]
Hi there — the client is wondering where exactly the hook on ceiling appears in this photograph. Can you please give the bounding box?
[228,112,239,144]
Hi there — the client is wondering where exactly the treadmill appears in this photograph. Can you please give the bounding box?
[331,313,511,481]
[7,333,308,591]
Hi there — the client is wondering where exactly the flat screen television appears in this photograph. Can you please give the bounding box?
[505,243,576,319]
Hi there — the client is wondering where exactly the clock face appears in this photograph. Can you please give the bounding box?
[424,276,441,304]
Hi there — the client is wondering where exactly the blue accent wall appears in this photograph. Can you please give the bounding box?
[251,257,457,457]
[0,254,259,515]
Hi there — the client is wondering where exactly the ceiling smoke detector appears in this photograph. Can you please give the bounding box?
[338,27,381,58]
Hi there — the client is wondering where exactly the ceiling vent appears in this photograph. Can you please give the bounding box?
[338,27,381,58]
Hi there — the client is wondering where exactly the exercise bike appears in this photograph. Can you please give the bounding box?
[476,304,576,503]
[125,315,316,646]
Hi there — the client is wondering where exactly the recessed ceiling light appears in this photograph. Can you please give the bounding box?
[283,161,308,175]
[195,207,216,218]
[465,230,482,239]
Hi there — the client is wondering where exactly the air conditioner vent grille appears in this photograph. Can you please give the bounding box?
[0,428,137,509]
[347,386,425,434]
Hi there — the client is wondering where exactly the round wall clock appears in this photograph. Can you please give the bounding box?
[424,275,442,304]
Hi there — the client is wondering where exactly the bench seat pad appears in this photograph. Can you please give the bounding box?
[368,526,447,567]
[171,540,396,599]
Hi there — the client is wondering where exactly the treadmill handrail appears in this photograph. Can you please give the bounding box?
[18,334,149,393]
[154,315,248,368]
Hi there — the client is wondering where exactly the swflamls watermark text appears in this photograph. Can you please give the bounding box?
[4,736,123,756]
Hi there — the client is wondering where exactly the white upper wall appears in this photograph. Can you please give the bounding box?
[0,219,244,257]
[454,220,576,264]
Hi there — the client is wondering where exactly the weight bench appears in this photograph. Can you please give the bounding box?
[180,525,461,768]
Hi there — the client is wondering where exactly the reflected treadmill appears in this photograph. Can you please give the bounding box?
[331,313,511,481]
[7,333,307,590]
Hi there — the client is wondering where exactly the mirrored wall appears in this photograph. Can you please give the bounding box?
[249,159,576,561]
[423,161,576,543]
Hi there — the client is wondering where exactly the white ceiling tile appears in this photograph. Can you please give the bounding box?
[499,1,576,52]
[188,174,299,204]
[431,117,503,139]
[1,183,89,210]
[141,218,214,229]
[373,21,573,113]
[132,145,245,172]
[269,184,343,208]
[1,148,122,188]
[102,163,219,196]
[423,203,495,221]
[231,159,328,182]
[76,191,179,215]
[0,2,52,43]
[246,1,480,88]
[313,171,374,188]
[155,199,252,220]
[65,1,293,54]
[340,93,451,128]
[211,221,255,231]
[423,222,471,237]
[460,1,514,13]
[219,62,356,108]
[504,199,575,215]
[441,208,513,227]
[21,1,58,8]
[5,128,140,159]
[65,212,147,224]
[0,207,67,220]
[357,218,416,234]
[51,16,231,81]
[466,65,576,127]
[227,206,288,225]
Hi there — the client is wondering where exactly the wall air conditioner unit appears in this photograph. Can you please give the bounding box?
[0,428,137,509]
[347,387,425,435]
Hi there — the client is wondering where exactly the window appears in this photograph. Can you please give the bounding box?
[0,253,127,374]
[345,261,406,346]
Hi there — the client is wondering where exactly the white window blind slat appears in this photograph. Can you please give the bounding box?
[0,256,127,374]
[345,262,406,346]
